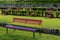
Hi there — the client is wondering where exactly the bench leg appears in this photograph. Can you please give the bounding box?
[6,28,8,33]
[33,32,35,38]
[39,32,41,35]
[14,29,16,32]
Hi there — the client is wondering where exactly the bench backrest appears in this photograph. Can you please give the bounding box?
[13,18,42,25]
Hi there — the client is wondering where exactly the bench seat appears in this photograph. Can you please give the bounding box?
[6,25,39,32]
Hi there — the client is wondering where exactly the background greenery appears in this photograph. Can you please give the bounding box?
[0,0,60,4]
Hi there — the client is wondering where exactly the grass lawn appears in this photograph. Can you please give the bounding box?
[0,15,60,40]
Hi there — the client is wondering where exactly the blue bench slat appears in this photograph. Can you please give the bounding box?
[5,25,38,32]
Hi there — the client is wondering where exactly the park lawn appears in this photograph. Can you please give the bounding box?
[0,15,60,40]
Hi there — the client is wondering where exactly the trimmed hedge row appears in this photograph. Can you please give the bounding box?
[40,28,60,35]
[2,10,60,18]
[3,11,43,17]
[0,22,10,27]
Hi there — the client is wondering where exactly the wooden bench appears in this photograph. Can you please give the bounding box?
[5,24,41,38]
[13,18,42,25]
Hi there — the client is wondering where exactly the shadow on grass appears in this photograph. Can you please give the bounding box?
[0,33,40,40]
